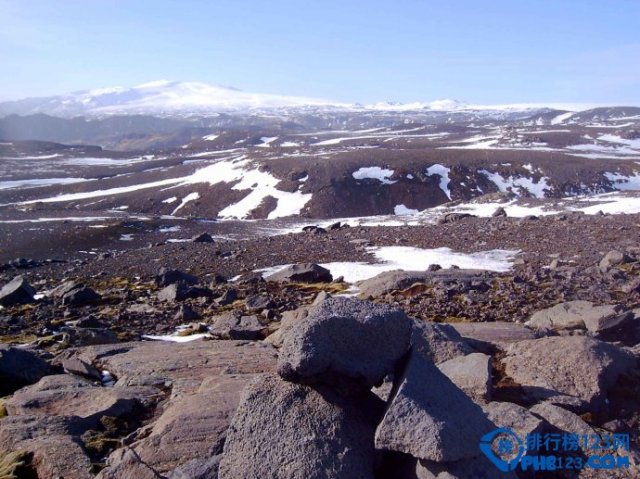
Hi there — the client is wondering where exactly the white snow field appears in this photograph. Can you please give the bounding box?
[259,246,519,284]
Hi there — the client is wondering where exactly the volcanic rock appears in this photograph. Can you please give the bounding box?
[211,313,265,340]
[502,336,636,412]
[0,345,52,395]
[374,348,495,462]
[265,263,333,283]
[218,374,381,479]
[155,268,199,287]
[277,297,412,388]
[438,352,492,403]
[0,275,36,307]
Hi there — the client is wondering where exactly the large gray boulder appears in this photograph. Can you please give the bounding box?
[481,402,544,440]
[502,336,636,411]
[265,263,333,283]
[411,321,474,364]
[218,374,380,479]
[529,403,597,454]
[525,300,631,333]
[278,297,412,388]
[0,275,36,307]
[438,353,492,403]
[375,348,495,462]
[0,345,52,395]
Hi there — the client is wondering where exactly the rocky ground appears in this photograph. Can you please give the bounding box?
[2,111,640,478]
[1,206,640,478]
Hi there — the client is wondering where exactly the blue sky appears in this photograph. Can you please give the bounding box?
[1,0,639,104]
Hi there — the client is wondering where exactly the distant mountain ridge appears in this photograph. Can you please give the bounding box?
[0,80,608,118]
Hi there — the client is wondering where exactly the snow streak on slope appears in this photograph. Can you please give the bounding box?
[14,157,312,219]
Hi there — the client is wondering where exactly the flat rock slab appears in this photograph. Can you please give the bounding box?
[375,348,495,463]
[5,374,160,424]
[278,297,412,389]
[357,269,489,298]
[0,415,94,479]
[525,300,629,333]
[502,336,636,412]
[78,340,278,476]
[114,375,251,474]
[74,339,278,395]
[218,374,380,479]
[449,321,537,350]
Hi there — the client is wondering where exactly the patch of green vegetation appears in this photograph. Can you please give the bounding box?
[0,400,6,419]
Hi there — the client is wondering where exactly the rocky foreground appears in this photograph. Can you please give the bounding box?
[1,212,640,478]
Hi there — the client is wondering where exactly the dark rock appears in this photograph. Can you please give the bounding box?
[63,327,118,346]
[158,283,190,302]
[174,304,199,322]
[215,288,238,305]
[302,225,326,234]
[62,286,101,306]
[244,294,274,311]
[192,233,215,243]
[75,316,108,329]
[155,268,199,287]
[438,212,476,224]
[218,374,380,479]
[492,206,507,217]
[265,263,333,283]
[0,275,36,307]
[50,280,83,298]
[278,297,412,389]
[211,313,265,340]
[0,345,52,395]
[158,283,212,302]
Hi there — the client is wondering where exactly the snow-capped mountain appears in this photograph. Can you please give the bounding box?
[0,80,606,119]
[0,80,349,118]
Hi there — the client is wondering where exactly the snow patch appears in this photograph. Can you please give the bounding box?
[480,170,550,198]
[171,192,200,215]
[394,204,419,215]
[352,167,396,185]
[426,164,452,199]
